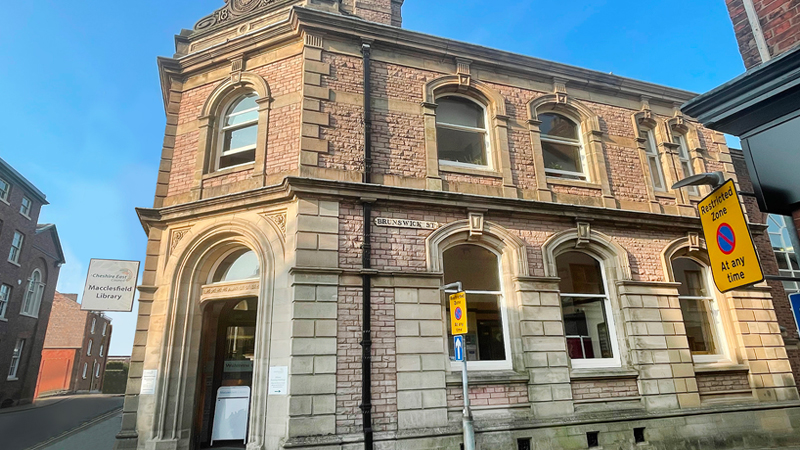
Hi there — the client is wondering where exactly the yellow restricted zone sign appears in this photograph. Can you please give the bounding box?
[449,292,468,335]
[698,179,764,293]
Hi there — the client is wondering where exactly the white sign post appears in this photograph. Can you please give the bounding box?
[81,259,140,312]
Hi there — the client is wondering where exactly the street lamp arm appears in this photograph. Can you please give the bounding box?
[672,171,726,190]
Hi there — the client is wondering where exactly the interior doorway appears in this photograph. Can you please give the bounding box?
[195,297,258,449]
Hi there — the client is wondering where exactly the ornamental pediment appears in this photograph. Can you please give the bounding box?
[195,0,289,31]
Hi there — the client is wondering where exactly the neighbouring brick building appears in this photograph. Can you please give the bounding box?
[0,157,64,408]
[684,0,800,396]
[35,292,112,397]
[118,1,800,449]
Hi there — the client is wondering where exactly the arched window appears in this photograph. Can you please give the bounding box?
[768,215,800,295]
[82,362,88,379]
[443,244,510,369]
[556,251,619,367]
[639,127,666,191]
[21,269,45,317]
[91,317,96,334]
[87,339,93,356]
[672,132,698,196]
[211,249,260,283]
[95,362,101,378]
[217,93,259,170]
[540,113,586,180]
[436,96,490,167]
[100,344,105,358]
[672,257,726,360]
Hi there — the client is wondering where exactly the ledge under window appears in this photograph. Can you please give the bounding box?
[547,177,602,190]
[439,161,502,178]
[655,191,677,199]
[445,370,528,386]
[19,312,38,319]
[570,367,639,380]
[202,162,255,181]
[693,362,749,374]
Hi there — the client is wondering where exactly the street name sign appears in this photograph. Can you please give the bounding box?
[698,179,764,292]
[449,291,468,335]
[454,335,465,361]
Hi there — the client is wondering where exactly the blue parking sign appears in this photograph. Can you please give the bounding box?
[454,335,465,362]
[790,294,800,335]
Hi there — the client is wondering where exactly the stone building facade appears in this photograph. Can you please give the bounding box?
[118,1,800,449]
[0,157,64,407]
[36,292,113,396]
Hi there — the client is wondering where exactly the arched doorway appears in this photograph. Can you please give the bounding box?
[194,248,260,449]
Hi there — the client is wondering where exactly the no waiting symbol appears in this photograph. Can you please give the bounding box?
[717,223,736,255]
[454,307,463,320]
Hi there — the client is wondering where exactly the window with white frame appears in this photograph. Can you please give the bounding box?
[8,231,24,264]
[640,128,666,191]
[0,178,9,202]
[540,113,587,180]
[95,362,101,378]
[21,270,44,317]
[217,92,259,170]
[8,339,24,379]
[87,339,93,356]
[443,244,511,369]
[100,344,105,358]
[672,257,727,361]
[82,362,88,379]
[768,215,800,295]
[436,96,490,167]
[102,322,108,336]
[0,284,10,319]
[673,132,699,196]
[20,197,31,218]
[557,251,620,367]
[91,317,96,334]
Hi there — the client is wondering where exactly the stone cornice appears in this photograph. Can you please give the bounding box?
[159,6,699,113]
[136,177,710,235]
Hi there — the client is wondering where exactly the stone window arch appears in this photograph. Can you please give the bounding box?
[543,228,631,368]
[662,237,735,364]
[193,72,272,196]
[427,220,529,370]
[633,107,669,197]
[667,114,709,202]
[422,76,515,196]
[528,95,614,207]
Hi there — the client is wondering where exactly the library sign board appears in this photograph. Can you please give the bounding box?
[698,179,764,293]
[81,259,140,312]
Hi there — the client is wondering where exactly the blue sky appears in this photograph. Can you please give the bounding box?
[0,0,744,356]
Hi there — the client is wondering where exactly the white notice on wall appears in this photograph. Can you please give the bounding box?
[140,370,157,395]
[81,259,141,312]
[268,366,288,395]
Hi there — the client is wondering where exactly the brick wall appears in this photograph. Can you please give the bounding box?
[696,371,751,394]
[43,292,87,348]
[571,378,640,401]
[726,0,800,69]
[447,384,529,408]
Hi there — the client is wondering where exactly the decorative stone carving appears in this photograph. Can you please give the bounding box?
[170,227,191,255]
[688,232,701,252]
[202,281,260,298]
[305,33,323,49]
[230,56,244,83]
[635,96,657,130]
[468,212,484,241]
[575,222,591,249]
[263,212,287,235]
[456,58,472,89]
[554,78,569,104]
[195,0,281,31]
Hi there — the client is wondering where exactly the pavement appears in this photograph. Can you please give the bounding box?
[0,394,123,450]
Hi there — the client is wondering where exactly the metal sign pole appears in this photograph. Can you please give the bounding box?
[442,282,475,450]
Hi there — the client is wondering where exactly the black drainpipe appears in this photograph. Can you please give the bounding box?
[359,41,374,450]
